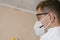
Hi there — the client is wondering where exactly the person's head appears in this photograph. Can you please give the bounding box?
[36,0,60,31]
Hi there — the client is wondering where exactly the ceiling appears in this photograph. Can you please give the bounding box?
[0,0,43,13]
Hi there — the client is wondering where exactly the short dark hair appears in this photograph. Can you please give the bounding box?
[36,0,60,23]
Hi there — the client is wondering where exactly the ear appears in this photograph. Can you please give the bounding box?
[48,12,56,23]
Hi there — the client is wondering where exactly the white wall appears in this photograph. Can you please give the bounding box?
[0,0,44,12]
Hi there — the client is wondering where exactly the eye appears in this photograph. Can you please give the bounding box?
[36,13,48,21]
[36,15,43,21]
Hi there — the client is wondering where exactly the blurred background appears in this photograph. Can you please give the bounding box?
[0,0,44,40]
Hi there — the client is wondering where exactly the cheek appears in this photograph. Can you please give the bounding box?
[41,16,50,28]
[42,20,48,27]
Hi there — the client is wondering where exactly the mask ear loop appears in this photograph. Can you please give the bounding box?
[38,15,48,28]
[40,15,48,22]
[44,20,51,29]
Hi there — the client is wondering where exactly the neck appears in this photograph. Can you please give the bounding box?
[50,21,60,28]
[45,21,60,32]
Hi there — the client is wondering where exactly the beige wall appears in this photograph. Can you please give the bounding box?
[0,6,40,40]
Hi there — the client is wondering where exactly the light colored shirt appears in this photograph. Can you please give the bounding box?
[40,26,60,40]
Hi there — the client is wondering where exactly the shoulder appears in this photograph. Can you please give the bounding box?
[40,30,60,40]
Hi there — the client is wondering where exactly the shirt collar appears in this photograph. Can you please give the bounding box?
[48,26,60,32]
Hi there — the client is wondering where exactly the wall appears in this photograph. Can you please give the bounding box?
[0,6,40,40]
[0,0,44,12]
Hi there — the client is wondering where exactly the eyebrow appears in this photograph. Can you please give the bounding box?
[36,13,48,16]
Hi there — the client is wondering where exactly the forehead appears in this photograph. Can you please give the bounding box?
[37,7,49,14]
[37,8,44,14]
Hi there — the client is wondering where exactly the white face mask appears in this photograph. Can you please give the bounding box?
[33,21,45,36]
[33,15,51,37]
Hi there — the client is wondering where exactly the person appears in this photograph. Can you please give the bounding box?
[33,0,60,40]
